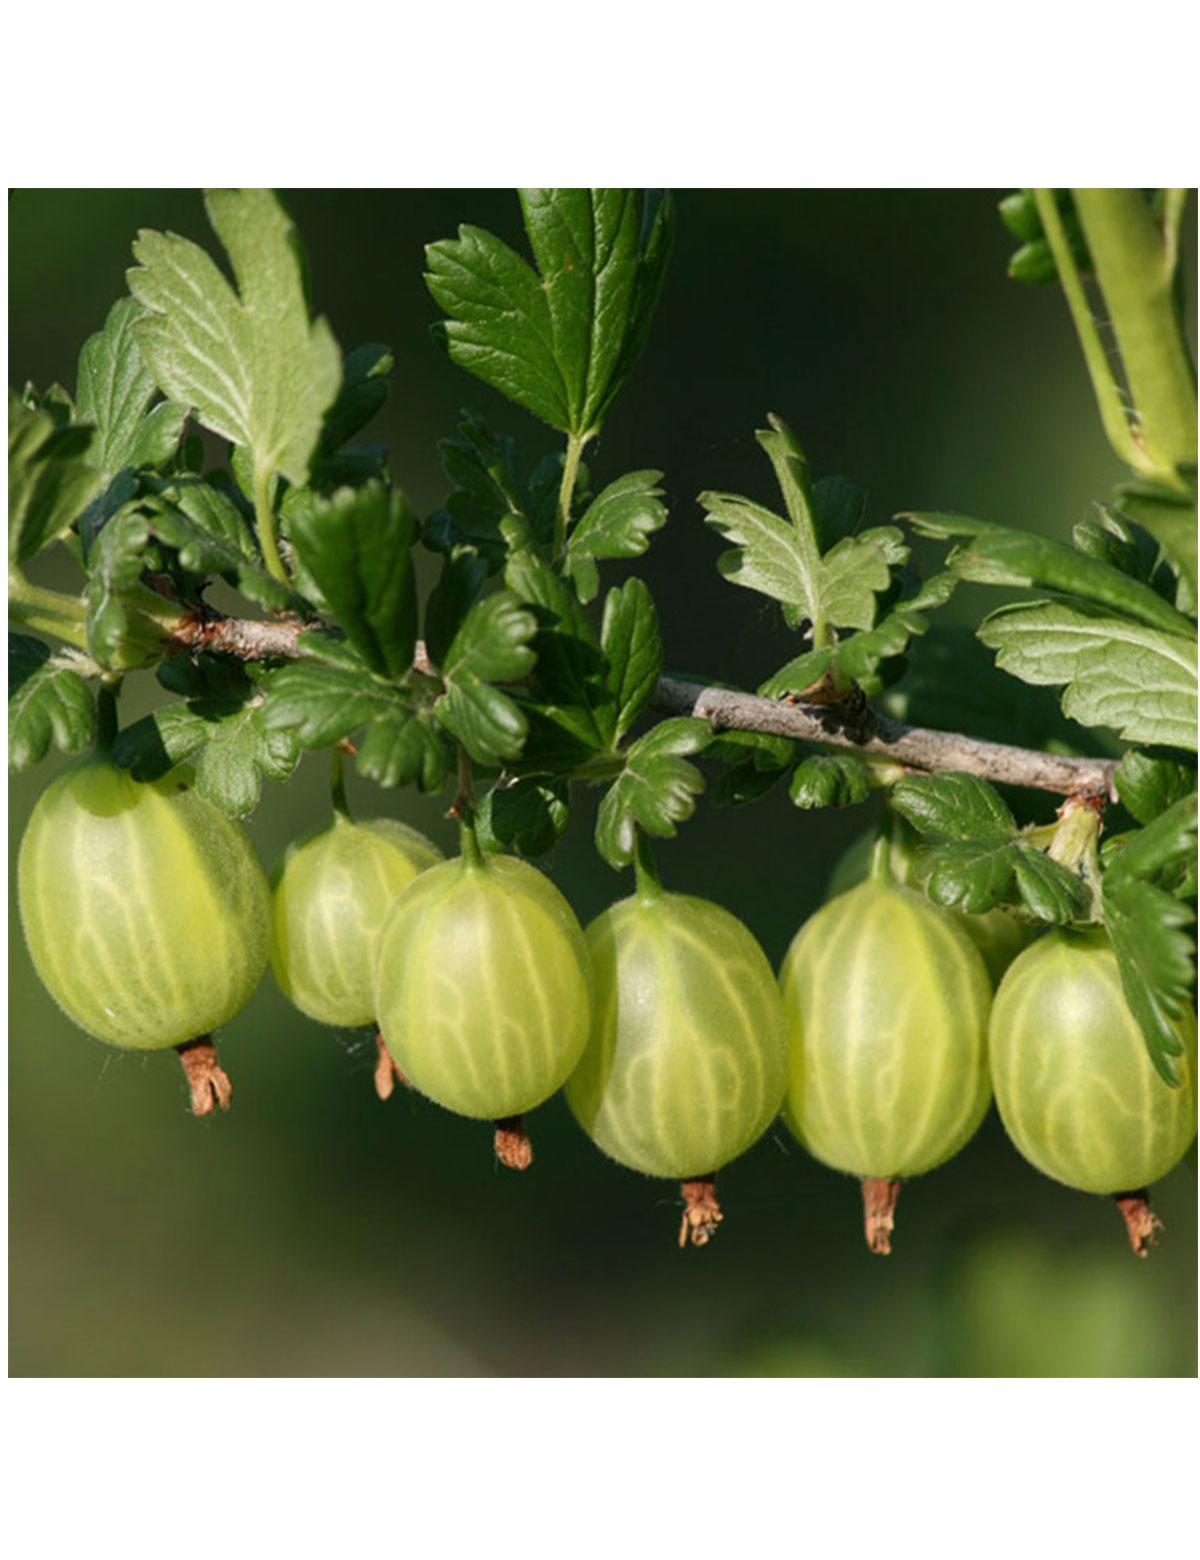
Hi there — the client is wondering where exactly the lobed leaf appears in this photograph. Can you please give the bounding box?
[600,577,663,746]
[8,635,96,770]
[75,298,187,481]
[1103,878,1196,1084]
[476,776,570,857]
[789,753,871,809]
[128,189,341,490]
[978,599,1197,751]
[564,469,666,603]
[1114,752,1197,827]
[433,591,537,766]
[9,391,102,565]
[594,717,710,870]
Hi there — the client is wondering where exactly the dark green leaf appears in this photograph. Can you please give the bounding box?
[1110,479,1197,616]
[9,391,103,564]
[434,591,537,765]
[287,482,417,679]
[892,772,1016,839]
[1103,879,1196,1084]
[129,188,341,490]
[504,549,609,752]
[85,508,174,671]
[600,577,662,745]
[8,635,96,770]
[564,469,666,602]
[116,696,300,817]
[426,189,673,437]
[318,343,392,455]
[259,659,398,748]
[148,477,300,611]
[424,417,534,570]
[423,548,488,668]
[594,717,710,870]
[476,776,569,857]
[789,753,871,809]
[1115,752,1197,826]
[75,298,187,480]
[356,709,448,792]
[1104,793,1198,890]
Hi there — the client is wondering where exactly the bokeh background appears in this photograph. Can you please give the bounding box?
[8,189,1196,1377]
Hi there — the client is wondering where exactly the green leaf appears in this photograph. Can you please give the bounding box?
[355,709,448,792]
[128,189,341,490]
[424,417,534,570]
[789,753,871,809]
[149,477,298,611]
[903,510,1194,635]
[978,600,1197,751]
[1103,879,1196,1084]
[1104,793,1198,890]
[74,298,188,480]
[426,189,673,437]
[318,343,392,455]
[594,717,710,870]
[116,696,300,817]
[1073,506,1182,610]
[1114,752,1197,826]
[504,549,609,753]
[835,572,958,693]
[259,659,394,747]
[85,508,174,671]
[600,577,663,746]
[8,635,96,770]
[423,548,488,668]
[701,417,894,633]
[758,648,834,700]
[1110,479,1197,616]
[892,773,1089,921]
[287,482,417,679]
[9,391,103,564]
[879,624,1107,754]
[434,591,537,765]
[564,469,666,602]
[476,776,569,857]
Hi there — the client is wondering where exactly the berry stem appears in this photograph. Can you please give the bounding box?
[633,830,663,900]
[679,1175,723,1247]
[1114,1189,1163,1257]
[95,682,121,752]
[176,1037,233,1116]
[373,1032,411,1101]
[861,1177,902,1254]
[494,1116,534,1170]
[329,746,351,821]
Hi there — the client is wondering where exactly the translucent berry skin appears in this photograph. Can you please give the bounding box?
[18,754,270,1051]
[989,928,1198,1194]
[374,852,592,1120]
[565,892,789,1181]
[780,880,993,1179]
[270,815,443,1027]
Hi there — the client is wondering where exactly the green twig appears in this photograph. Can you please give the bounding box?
[8,571,90,651]
[1033,189,1157,480]
[253,463,289,584]
[1072,189,1197,482]
[633,830,662,899]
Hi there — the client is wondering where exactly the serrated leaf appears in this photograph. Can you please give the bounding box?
[287,482,417,679]
[433,591,537,766]
[318,343,392,456]
[600,577,662,745]
[1103,879,1196,1084]
[702,417,895,634]
[259,659,400,748]
[8,635,96,770]
[1115,752,1197,826]
[758,649,834,700]
[85,508,175,671]
[594,717,710,870]
[1104,793,1198,890]
[1111,479,1198,615]
[75,298,187,480]
[564,469,666,601]
[423,548,488,668]
[789,753,871,809]
[476,776,570,857]
[9,391,103,564]
[836,572,958,693]
[504,549,609,753]
[356,709,448,792]
[128,189,341,491]
[978,600,1197,751]
[903,510,1194,635]
[149,477,298,611]
[116,696,300,817]
[426,189,673,437]
[892,772,1017,839]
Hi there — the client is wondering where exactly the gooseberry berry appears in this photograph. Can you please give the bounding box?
[565,874,789,1247]
[270,811,443,1096]
[988,926,1198,1255]
[373,827,592,1167]
[780,842,993,1252]
[17,752,271,1113]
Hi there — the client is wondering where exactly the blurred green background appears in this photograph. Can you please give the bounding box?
[8,189,1196,1377]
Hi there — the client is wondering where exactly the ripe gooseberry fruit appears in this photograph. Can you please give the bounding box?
[17,752,271,1113]
[828,822,1031,984]
[989,926,1198,1256]
[373,822,592,1168]
[565,848,789,1247]
[780,835,993,1253]
[270,806,443,1097]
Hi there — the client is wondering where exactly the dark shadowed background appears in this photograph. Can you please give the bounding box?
[8,189,1196,1376]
